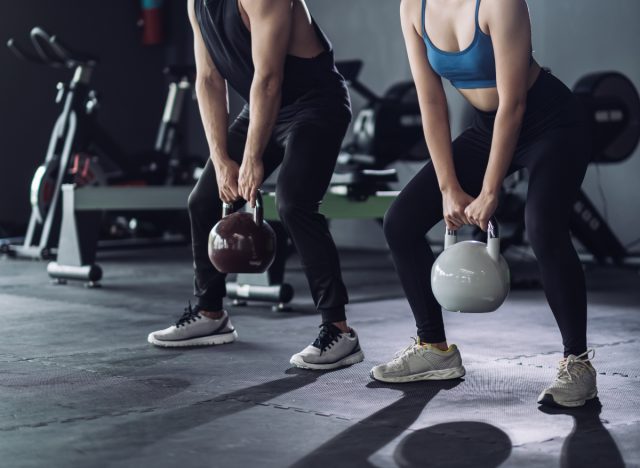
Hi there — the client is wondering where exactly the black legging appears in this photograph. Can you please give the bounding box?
[384,70,591,357]
[187,104,351,324]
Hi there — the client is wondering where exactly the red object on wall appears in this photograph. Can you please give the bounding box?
[140,0,164,46]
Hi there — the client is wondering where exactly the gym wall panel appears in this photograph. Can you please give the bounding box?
[527,0,640,253]
[0,0,177,228]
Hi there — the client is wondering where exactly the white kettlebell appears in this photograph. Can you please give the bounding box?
[431,217,510,313]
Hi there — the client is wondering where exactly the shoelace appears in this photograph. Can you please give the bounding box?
[392,338,422,363]
[313,324,342,354]
[556,349,595,383]
[176,302,202,327]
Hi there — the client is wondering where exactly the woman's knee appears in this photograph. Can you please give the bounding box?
[525,211,572,262]
[525,182,577,262]
[383,203,431,250]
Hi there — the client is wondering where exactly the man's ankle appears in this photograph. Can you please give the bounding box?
[331,321,350,334]
[201,310,224,320]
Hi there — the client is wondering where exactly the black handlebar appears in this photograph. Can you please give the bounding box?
[51,34,97,65]
[30,27,63,66]
[6,38,42,64]
[7,27,97,68]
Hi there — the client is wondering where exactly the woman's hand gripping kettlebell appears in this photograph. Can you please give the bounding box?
[464,191,499,232]
[442,187,475,230]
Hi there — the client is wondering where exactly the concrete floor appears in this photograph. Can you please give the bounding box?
[0,247,639,468]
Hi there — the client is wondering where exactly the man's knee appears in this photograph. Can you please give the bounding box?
[275,193,318,224]
[188,186,218,219]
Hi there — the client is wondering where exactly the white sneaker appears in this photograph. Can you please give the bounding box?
[370,338,466,383]
[147,304,237,348]
[290,323,365,370]
[538,349,598,408]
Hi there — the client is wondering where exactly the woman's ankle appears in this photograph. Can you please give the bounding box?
[420,340,449,351]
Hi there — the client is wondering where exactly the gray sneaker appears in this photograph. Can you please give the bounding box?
[290,323,365,370]
[370,338,466,383]
[147,304,237,348]
[538,350,598,408]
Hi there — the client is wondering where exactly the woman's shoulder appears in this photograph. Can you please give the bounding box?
[400,0,422,27]
[481,0,530,26]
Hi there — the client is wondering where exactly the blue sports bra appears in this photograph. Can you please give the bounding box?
[422,0,497,89]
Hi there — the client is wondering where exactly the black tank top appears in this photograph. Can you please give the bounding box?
[194,0,348,109]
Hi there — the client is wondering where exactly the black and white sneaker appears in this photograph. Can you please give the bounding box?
[290,323,364,370]
[147,303,237,348]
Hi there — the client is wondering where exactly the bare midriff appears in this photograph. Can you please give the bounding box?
[458,62,541,112]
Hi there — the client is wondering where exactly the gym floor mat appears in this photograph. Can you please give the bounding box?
[0,248,638,467]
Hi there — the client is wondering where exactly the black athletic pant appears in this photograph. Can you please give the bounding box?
[384,70,591,357]
[188,103,351,324]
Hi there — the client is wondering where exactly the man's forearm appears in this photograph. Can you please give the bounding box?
[483,103,526,194]
[195,76,230,164]
[244,74,282,161]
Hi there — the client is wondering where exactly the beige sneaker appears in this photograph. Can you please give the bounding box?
[370,338,466,383]
[538,350,598,408]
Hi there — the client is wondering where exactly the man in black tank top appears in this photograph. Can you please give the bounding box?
[148,0,365,371]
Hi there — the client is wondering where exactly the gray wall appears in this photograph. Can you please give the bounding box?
[309,0,640,253]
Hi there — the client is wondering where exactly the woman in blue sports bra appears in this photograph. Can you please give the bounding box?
[370,0,598,408]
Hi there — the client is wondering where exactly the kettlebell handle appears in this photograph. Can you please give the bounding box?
[445,217,500,238]
[222,203,234,217]
[444,217,501,262]
[253,190,264,226]
[221,191,265,226]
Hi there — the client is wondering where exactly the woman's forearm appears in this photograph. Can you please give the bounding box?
[482,102,526,194]
[423,102,460,193]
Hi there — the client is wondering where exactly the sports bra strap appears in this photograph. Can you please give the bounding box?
[475,0,482,29]
[421,0,427,38]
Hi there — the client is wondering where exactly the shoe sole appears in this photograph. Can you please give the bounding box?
[289,349,365,371]
[537,389,598,408]
[147,330,238,348]
[370,365,466,383]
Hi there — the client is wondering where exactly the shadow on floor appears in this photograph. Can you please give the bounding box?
[74,368,329,465]
[290,379,511,468]
[394,421,511,468]
[538,398,624,468]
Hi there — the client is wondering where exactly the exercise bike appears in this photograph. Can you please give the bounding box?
[1,27,200,260]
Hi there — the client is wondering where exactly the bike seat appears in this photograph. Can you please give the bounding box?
[164,64,196,80]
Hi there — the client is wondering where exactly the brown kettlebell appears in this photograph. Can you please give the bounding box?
[208,191,276,273]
